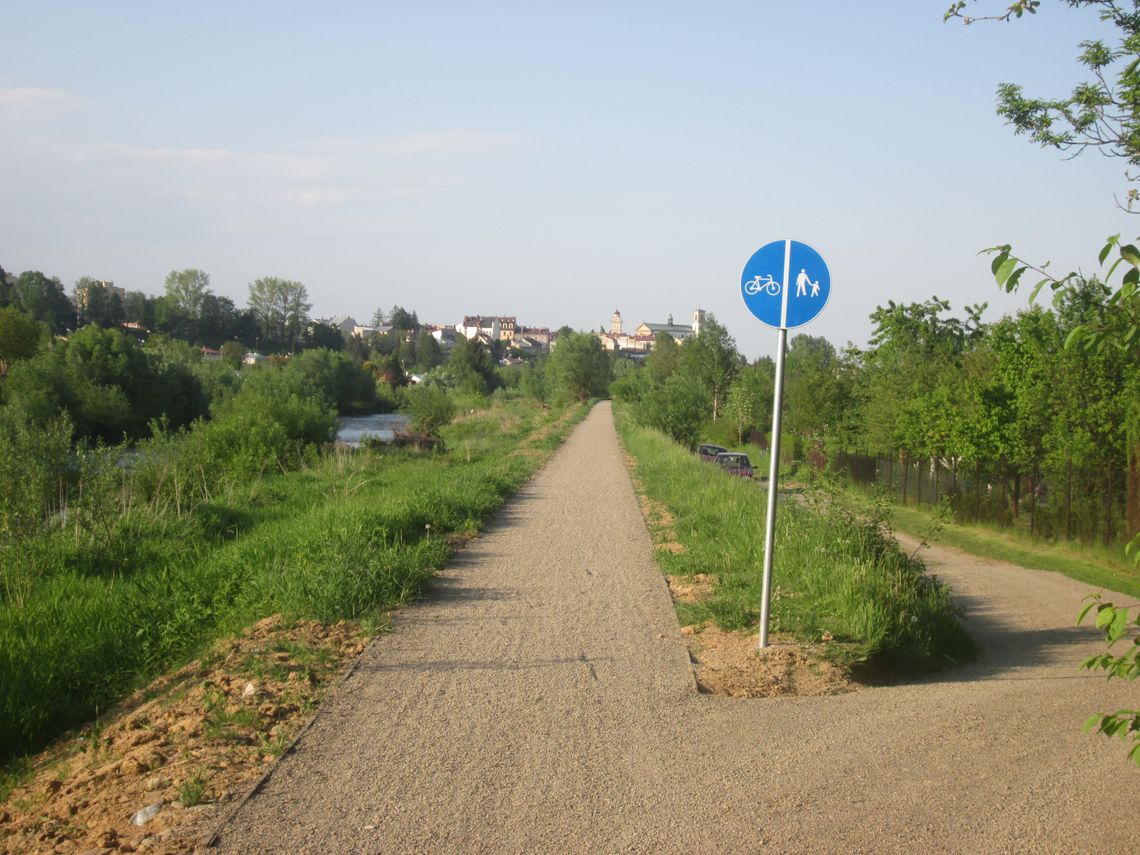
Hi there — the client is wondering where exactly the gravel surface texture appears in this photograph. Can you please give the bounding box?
[210,403,1139,854]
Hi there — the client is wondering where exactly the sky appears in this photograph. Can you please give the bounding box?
[1,1,1135,360]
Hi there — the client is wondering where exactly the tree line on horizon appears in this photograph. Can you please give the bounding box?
[612,285,1138,549]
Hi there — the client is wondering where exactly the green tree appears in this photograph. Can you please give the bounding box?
[950,2,1140,542]
[11,271,75,334]
[854,298,985,458]
[0,264,11,307]
[413,329,443,372]
[546,331,612,403]
[286,348,377,413]
[724,359,775,445]
[247,277,311,351]
[197,293,248,346]
[152,294,189,339]
[387,305,419,332]
[645,332,680,385]
[164,268,210,316]
[14,327,209,442]
[950,2,1140,765]
[947,1,1140,208]
[220,340,245,367]
[519,361,548,402]
[446,337,498,395]
[123,290,156,329]
[676,314,740,420]
[637,373,708,448]
[397,336,417,373]
[76,277,101,326]
[303,321,346,351]
[783,335,849,452]
[0,307,45,373]
[404,384,455,439]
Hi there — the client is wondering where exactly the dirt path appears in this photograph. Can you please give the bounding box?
[210,403,1138,854]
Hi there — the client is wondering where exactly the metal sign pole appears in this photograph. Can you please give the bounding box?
[739,237,829,650]
[759,325,787,649]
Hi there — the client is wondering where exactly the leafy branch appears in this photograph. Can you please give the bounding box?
[983,234,1140,353]
[946,1,1140,210]
[1076,595,1140,765]
[944,1,1042,24]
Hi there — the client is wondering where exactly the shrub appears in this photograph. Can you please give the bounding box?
[285,348,377,413]
[636,373,709,449]
[404,385,456,438]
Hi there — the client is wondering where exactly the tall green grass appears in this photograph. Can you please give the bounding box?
[616,407,975,673]
[0,396,587,762]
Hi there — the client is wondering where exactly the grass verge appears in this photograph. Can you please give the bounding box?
[616,407,976,674]
[879,500,1140,598]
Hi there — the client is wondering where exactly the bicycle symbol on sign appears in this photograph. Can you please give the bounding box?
[744,274,781,296]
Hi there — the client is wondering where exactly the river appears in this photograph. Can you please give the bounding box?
[335,413,410,447]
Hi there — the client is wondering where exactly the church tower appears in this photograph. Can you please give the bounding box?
[692,308,706,336]
[611,309,623,335]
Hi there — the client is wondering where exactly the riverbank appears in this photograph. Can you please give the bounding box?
[0,397,587,773]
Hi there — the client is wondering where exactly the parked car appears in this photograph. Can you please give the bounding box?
[714,452,754,478]
[697,444,728,462]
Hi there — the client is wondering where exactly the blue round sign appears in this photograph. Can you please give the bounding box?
[741,239,830,329]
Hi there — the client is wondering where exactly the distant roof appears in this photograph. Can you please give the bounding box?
[639,322,693,334]
[463,315,516,325]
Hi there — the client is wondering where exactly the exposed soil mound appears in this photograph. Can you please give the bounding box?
[1,615,369,855]
[683,623,856,698]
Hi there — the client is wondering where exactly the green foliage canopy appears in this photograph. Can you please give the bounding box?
[545,331,612,403]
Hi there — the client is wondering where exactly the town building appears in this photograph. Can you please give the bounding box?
[427,325,458,349]
[598,308,705,352]
[315,315,387,339]
[516,326,552,347]
[456,315,516,342]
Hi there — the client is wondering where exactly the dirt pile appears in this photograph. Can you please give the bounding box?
[1,616,370,855]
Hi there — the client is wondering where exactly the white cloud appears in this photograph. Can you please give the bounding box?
[283,188,349,205]
[302,131,526,159]
[0,87,88,119]
[79,134,510,210]
[0,128,519,253]
[99,143,336,181]
[100,143,232,165]
[373,130,524,157]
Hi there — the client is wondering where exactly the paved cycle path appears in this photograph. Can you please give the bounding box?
[211,403,1138,854]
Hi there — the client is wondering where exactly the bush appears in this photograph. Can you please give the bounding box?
[636,373,709,448]
[403,384,456,438]
[286,348,377,413]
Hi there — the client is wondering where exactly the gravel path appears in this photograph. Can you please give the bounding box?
[211,403,1139,854]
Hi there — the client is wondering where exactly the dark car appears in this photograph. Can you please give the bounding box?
[697,444,728,462]
[714,452,753,478]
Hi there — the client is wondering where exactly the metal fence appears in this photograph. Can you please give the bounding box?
[833,452,1129,548]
